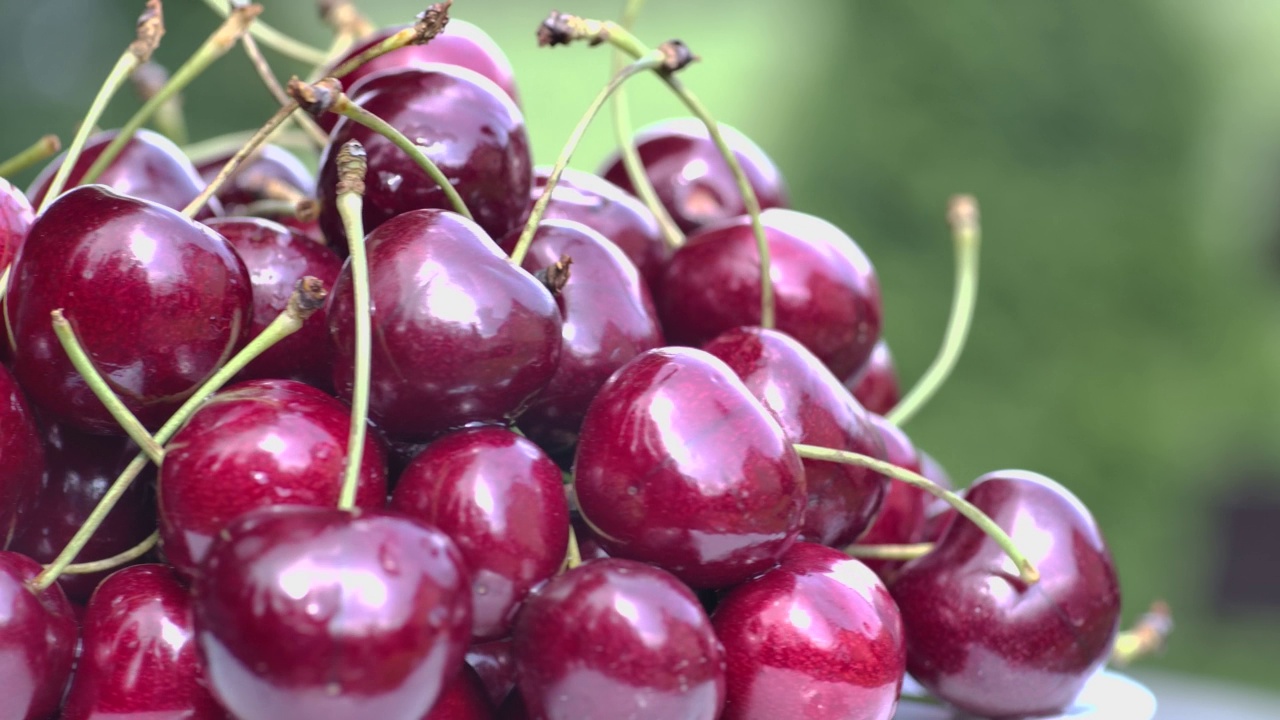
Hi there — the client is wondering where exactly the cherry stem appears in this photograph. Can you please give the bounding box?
[887,195,982,427]
[845,542,934,561]
[563,525,583,572]
[131,62,188,145]
[540,13,774,328]
[0,266,10,306]
[334,141,371,512]
[324,0,453,81]
[315,0,372,69]
[198,0,327,65]
[38,0,165,214]
[793,443,1041,585]
[82,4,263,187]
[51,309,164,465]
[0,135,62,178]
[510,52,668,266]
[29,278,328,592]
[183,129,313,163]
[182,102,299,218]
[1110,600,1173,666]
[58,530,159,576]
[239,27,330,149]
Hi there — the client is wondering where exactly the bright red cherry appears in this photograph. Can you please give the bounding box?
[196,143,315,214]
[845,339,899,416]
[573,347,806,589]
[891,470,1122,718]
[851,413,933,582]
[0,363,44,549]
[423,663,496,720]
[659,208,882,380]
[512,558,727,720]
[0,550,78,720]
[711,542,906,720]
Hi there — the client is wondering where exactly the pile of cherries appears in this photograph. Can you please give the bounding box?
[0,2,1137,719]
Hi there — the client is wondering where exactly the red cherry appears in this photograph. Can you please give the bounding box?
[0,550,78,720]
[424,663,496,720]
[0,177,33,274]
[850,413,929,582]
[465,640,516,709]
[196,143,315,213]
[0,363,44,548]
[845,339,899,416]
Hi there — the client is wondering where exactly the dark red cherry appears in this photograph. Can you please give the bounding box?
[194,505,472,720]
[28,128,223,218]
[10,422,155,604]
[660,208,882,379]
[317,66,532,253]
[890,470,1122,718]
[159,378,387,580]
[320,19,520,133]
[61,563,226,719]
[328,209,561,441]
[711,542,905,720]
[424,663,496,720]
[530,167,667,294]
[573,347,806,589]
[0,177,33,274]
[919,452,957,542]
[502,220,664,457]
[0,363,44,548]
[512,558,726,720]
[599,118,787,233]
[0,550,78,720]
[390,426,569,641]
[851,413,928,582]
[5,185,252,434]
[703,326,888,548]
[844,339,899,416]
[204,217,342,390]
[466,640,516,709]
[196,144,315,213]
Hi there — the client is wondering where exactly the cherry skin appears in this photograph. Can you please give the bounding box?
[61,563,227,719]
[599,117,788,233]
[0,177,33,275]
[389,426,569,641]
[28,128,223,218]
[327,209,561,442]
[5,185,253,434]
[158,378,388,581]
[512,558,727,720]
[465,640,516,709]
[919,451,958,542]
[844,339,899,416]
[573,347,806,589]
[711,542,906,720]
[204,217,342,390]
[501,219,664,457]
[0,363,44,549]
[850,413,930,582]
[194,505,473,720]
[423,663,496,720]
[196,143,315,214]
[659,208,882,380]
[890,470,1122,718]
[317,65,532,254]
[0,550,78,720]
[702,326,889,548]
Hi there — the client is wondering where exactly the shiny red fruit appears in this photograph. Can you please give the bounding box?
[0,550,77,720]
[196,143,315,213]
[0,363,43,548]
[851,414,930,582]
[845,339,899,416]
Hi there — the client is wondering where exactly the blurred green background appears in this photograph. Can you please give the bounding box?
[3,0,1280,693]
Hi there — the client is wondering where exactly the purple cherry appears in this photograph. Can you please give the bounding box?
[0,363,44,549]
[0,550,78,720]
[0,176,33,274]
[845,339,899,416]
[196,143,315,213]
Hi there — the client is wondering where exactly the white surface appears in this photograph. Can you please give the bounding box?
[892,670,1157,719]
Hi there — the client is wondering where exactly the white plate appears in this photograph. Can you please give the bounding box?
[893,669,1157,719]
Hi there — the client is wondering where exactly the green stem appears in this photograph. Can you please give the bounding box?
[511,54,664,266]
[0,135,61,179]
[845,542,934,561]
[324,0,452,81]
[198,0,327,65]
[887,195,981,427]
[793,443,1040,585]
[51,310,164,465]
[334,141,371,511]
[58,531,159,575]
[240,30,329,149]
[563,524,583,572]
[182,103,299,218]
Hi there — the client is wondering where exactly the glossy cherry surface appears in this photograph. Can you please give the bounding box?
[5,185,252,434]
[424,663,496,720]
[659,208,882,380]
[328,209,561,441]
[390,426,569,641]
[845,339,899,416]
[599,118,787,233]
[711,542,905,720]
[317,65,531,253]
[851,413,928,581]
[0,550,77,720]
[0,363,44,549]
[159,379,387,580]
[204,217,342,389]
[512,558,726,720]
[465,640,516,709]
[703,326,888,548]
[573,347,805,589]
[890,470,1122,718]
[502,220,664,457]
[0,177,33,274]
[195,505,473,720]
[196,143,315,213]
[62,563,226,719]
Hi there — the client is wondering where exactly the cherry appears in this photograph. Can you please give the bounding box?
[569,514,611,563]
[501,220,664,457]
[0,550,78,720]
[158,378,388,580]
[5,185,253,434]
[424,663,496,720]
[573,347,806,589]
[890,470,1122,718]
[711,542,905,720]
[851,413,929,581]
[659,208,882,380]
[599,118,787,233]
[919,452,958,542]
[0,363,44,549]
[0,177,33,275]
[511,558,726,719]
[196,143,315,214]
[194,505,472,720]
[28,128,223,218]
[702,326,889,548]
[61,563,226,719]
[389,426,569,642]
[204,217,342,390]
[845,339,899,416]
[465,640,516,709]
[316,66,532,254]
[327,209,561,442]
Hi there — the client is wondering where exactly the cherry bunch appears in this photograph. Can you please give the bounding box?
[0,1,1166,719]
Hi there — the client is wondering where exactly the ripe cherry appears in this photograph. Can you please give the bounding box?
[0,363,44,549]
[196,143,315,214]
[845,339,899,416]
[0,550,78,720]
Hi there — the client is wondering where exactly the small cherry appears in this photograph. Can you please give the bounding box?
[196,144,315,214]
[0,176,33,275]
[0,363,44,548]
[850,413,931,581]
[845,339,899,416]
[0,550,78,720]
